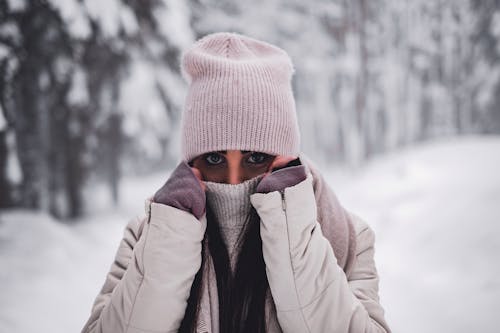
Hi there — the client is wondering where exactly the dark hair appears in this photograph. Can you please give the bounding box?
[178,201,269,332]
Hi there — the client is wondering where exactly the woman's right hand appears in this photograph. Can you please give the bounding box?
[153,161,206,220]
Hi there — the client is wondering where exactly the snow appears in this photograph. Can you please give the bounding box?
[48,0,91,40]
[119,5,139,36]
[0,104,6,131]
[154,0,195,49]
[325,136,500,333]
[49,0,138,40]
[1,136,500,332]
[491,11,500,39]
[67,67,89,106]
[4,131,22,184]
[53,56,73,82]
[119,59,174,159]
[0,45,9,62]
[0,22,22,46]
[477,67,500,111]
[6,0,26,12]
[0,210,127,332]
[37,71,50,90]
[83,0,122,38]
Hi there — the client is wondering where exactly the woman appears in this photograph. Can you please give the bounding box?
[81,32,391,333]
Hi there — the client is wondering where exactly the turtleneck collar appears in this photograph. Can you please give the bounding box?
[203,174,264,270]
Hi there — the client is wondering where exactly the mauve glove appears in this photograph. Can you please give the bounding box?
[256,157,307,194]
[153,161,206,220]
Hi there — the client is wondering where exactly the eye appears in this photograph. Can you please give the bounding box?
[247,152,271,164]
[204,153,225,165]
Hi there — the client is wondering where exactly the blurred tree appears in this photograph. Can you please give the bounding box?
[3,1,79,218]
[0,0,499,219]
[0,0,190,218]
[470,0,500,133]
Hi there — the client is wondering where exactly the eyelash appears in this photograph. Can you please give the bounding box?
[204,152,271,166]
[248,153,271,164]
[204,153,223,165]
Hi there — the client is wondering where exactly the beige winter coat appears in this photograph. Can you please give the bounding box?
[81,158,391,333]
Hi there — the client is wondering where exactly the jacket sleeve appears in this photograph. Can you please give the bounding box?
[250,172,391,333]
[81,200,207,333]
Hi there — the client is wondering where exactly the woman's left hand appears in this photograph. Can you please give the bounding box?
[256,155,307,193]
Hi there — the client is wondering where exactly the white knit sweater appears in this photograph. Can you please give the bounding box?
[203,174,264,274]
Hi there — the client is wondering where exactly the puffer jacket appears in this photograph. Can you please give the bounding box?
[81,160,391,333]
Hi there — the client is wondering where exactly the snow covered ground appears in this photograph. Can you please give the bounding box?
[328,136,500,333]
[0,136,499,333]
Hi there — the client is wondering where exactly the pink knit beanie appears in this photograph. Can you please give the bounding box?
[180,32,301,162]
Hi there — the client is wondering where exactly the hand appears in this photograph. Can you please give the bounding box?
[153,161,206,220]
[190,167,206,191]
[256,155,307,193]
[268,155,301,172]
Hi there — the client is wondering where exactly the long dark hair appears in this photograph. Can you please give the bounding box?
[178,201,269,332]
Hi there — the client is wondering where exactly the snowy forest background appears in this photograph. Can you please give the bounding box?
[1,0,499,218]
[0,0,499,332]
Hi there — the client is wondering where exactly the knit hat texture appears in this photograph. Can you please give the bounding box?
[180,32,301,162]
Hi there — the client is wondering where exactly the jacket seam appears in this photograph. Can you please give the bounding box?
[282,189,313,333]
[281,277,337,313]
[123,274,144,331]
[301,278,336,310]
[123,213,150,332]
